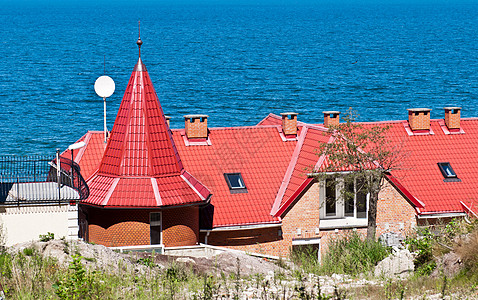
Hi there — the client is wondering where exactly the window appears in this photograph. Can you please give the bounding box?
[224,173,248,194]
[320,176,368,220]
[437,162,461,182]
[325,177,336,216]
[150,212,162,245]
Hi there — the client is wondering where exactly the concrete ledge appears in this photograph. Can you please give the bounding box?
[110,244,164,254]
[110,243,281,260]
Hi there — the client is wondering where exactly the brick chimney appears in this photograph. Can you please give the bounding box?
[184,115,208,139]
[407,108,431,131]
[165,115,171,127]
[280,112,298,136]
[444,107,461,130]
[323,111,340,127]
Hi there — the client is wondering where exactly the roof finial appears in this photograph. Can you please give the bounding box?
[137,20,143,57]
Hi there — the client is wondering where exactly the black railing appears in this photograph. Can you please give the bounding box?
[0,154,89,205]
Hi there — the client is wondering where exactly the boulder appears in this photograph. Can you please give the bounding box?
[374,249,414,279]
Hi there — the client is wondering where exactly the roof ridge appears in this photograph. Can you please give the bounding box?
[270,126,309,216]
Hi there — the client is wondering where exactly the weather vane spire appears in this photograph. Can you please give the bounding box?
[137,20,143,57]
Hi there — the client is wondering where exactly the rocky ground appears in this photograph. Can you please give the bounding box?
[7,240,477,299]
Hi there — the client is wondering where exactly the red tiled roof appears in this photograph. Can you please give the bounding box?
[97,59,183,177]
[271,125,333,217]
[375,119,478,214]
[172,125,297,227]
[74,108,478,224]
[81,54,210,208]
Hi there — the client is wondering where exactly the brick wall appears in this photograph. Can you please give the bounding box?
[408,110,431,130]
[85,207,150,247]
[203,179,417,258]
[82,205,201,247]
[376,179,417,237]
[204,183,321,258]
[201,226,283,255]
[282,114,297,136]
[445,109,461,129]
[163,206,199,247]
[185,117,208,139]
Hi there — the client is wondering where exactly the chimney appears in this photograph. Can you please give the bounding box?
[407,108,431,131]
[165,115,171,127]
[323,111,340,127]
[280,112,298,136]
[184,114,208,139]
[444,107,461,130]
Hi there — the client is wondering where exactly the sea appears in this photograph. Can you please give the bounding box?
[1,1,477,156]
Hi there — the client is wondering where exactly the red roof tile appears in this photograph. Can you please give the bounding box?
[172,126,297,227]
[376,119,478,214]
[271,125,332,216]
[81,52,210,208]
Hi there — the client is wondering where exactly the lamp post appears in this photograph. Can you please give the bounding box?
[94,75,115,143]
[67,141,86,196]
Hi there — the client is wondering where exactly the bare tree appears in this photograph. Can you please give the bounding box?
[315,109,407,240]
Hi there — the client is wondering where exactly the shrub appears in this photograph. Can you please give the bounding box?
[53,254,100,300]
[319,231,390,276]
[39,232,55,242]
[455,229,478,273]
[405,227,435,275]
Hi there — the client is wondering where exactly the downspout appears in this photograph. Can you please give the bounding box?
[204,230,211,245]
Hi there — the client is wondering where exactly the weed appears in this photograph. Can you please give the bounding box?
[194,275,218,300]
[60,236,70,254]
[39,232,55,242]
[83,257,96,262]
[137,256,156,268]
[319,231,390,276]
[53,254,100,300]
[22,247,35,256]
[406,227,436,275]
[233,257,241,300]
[440,273,448,299]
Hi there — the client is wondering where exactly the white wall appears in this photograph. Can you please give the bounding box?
[0,204,78,246]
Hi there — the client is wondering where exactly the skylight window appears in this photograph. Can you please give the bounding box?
[224,173,248,194]
[438,162,461,182]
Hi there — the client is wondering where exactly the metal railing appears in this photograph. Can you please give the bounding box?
[0,154,89,206]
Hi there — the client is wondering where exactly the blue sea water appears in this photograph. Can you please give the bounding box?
[0,2,477,155]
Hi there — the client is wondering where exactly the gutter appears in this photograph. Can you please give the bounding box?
[461,201,478,218]
[200,222,282,232]
[416,212,467,219]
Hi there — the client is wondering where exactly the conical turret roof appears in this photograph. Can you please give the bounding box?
[83,42,211,208]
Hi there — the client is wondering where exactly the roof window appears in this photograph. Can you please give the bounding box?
[438,162,461,182]
[224,173,248,194]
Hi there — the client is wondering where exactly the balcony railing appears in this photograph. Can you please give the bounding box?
[0,154,89,206]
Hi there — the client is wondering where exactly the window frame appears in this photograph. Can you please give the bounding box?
[320,175,369,220]
[437,162,461,182]
[224,173,248,194]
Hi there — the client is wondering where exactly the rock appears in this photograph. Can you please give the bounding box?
[176,257,196,264]
[374,249,414,279]
[432,252,463,278]
[379,232,404,248]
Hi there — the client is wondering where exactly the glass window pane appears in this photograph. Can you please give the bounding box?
[356,179,367,219]
[344,180,354,217]
[227,174,245,188]
[325,178,336,216]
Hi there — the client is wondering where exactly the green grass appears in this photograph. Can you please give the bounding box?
[292,231,390,277]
